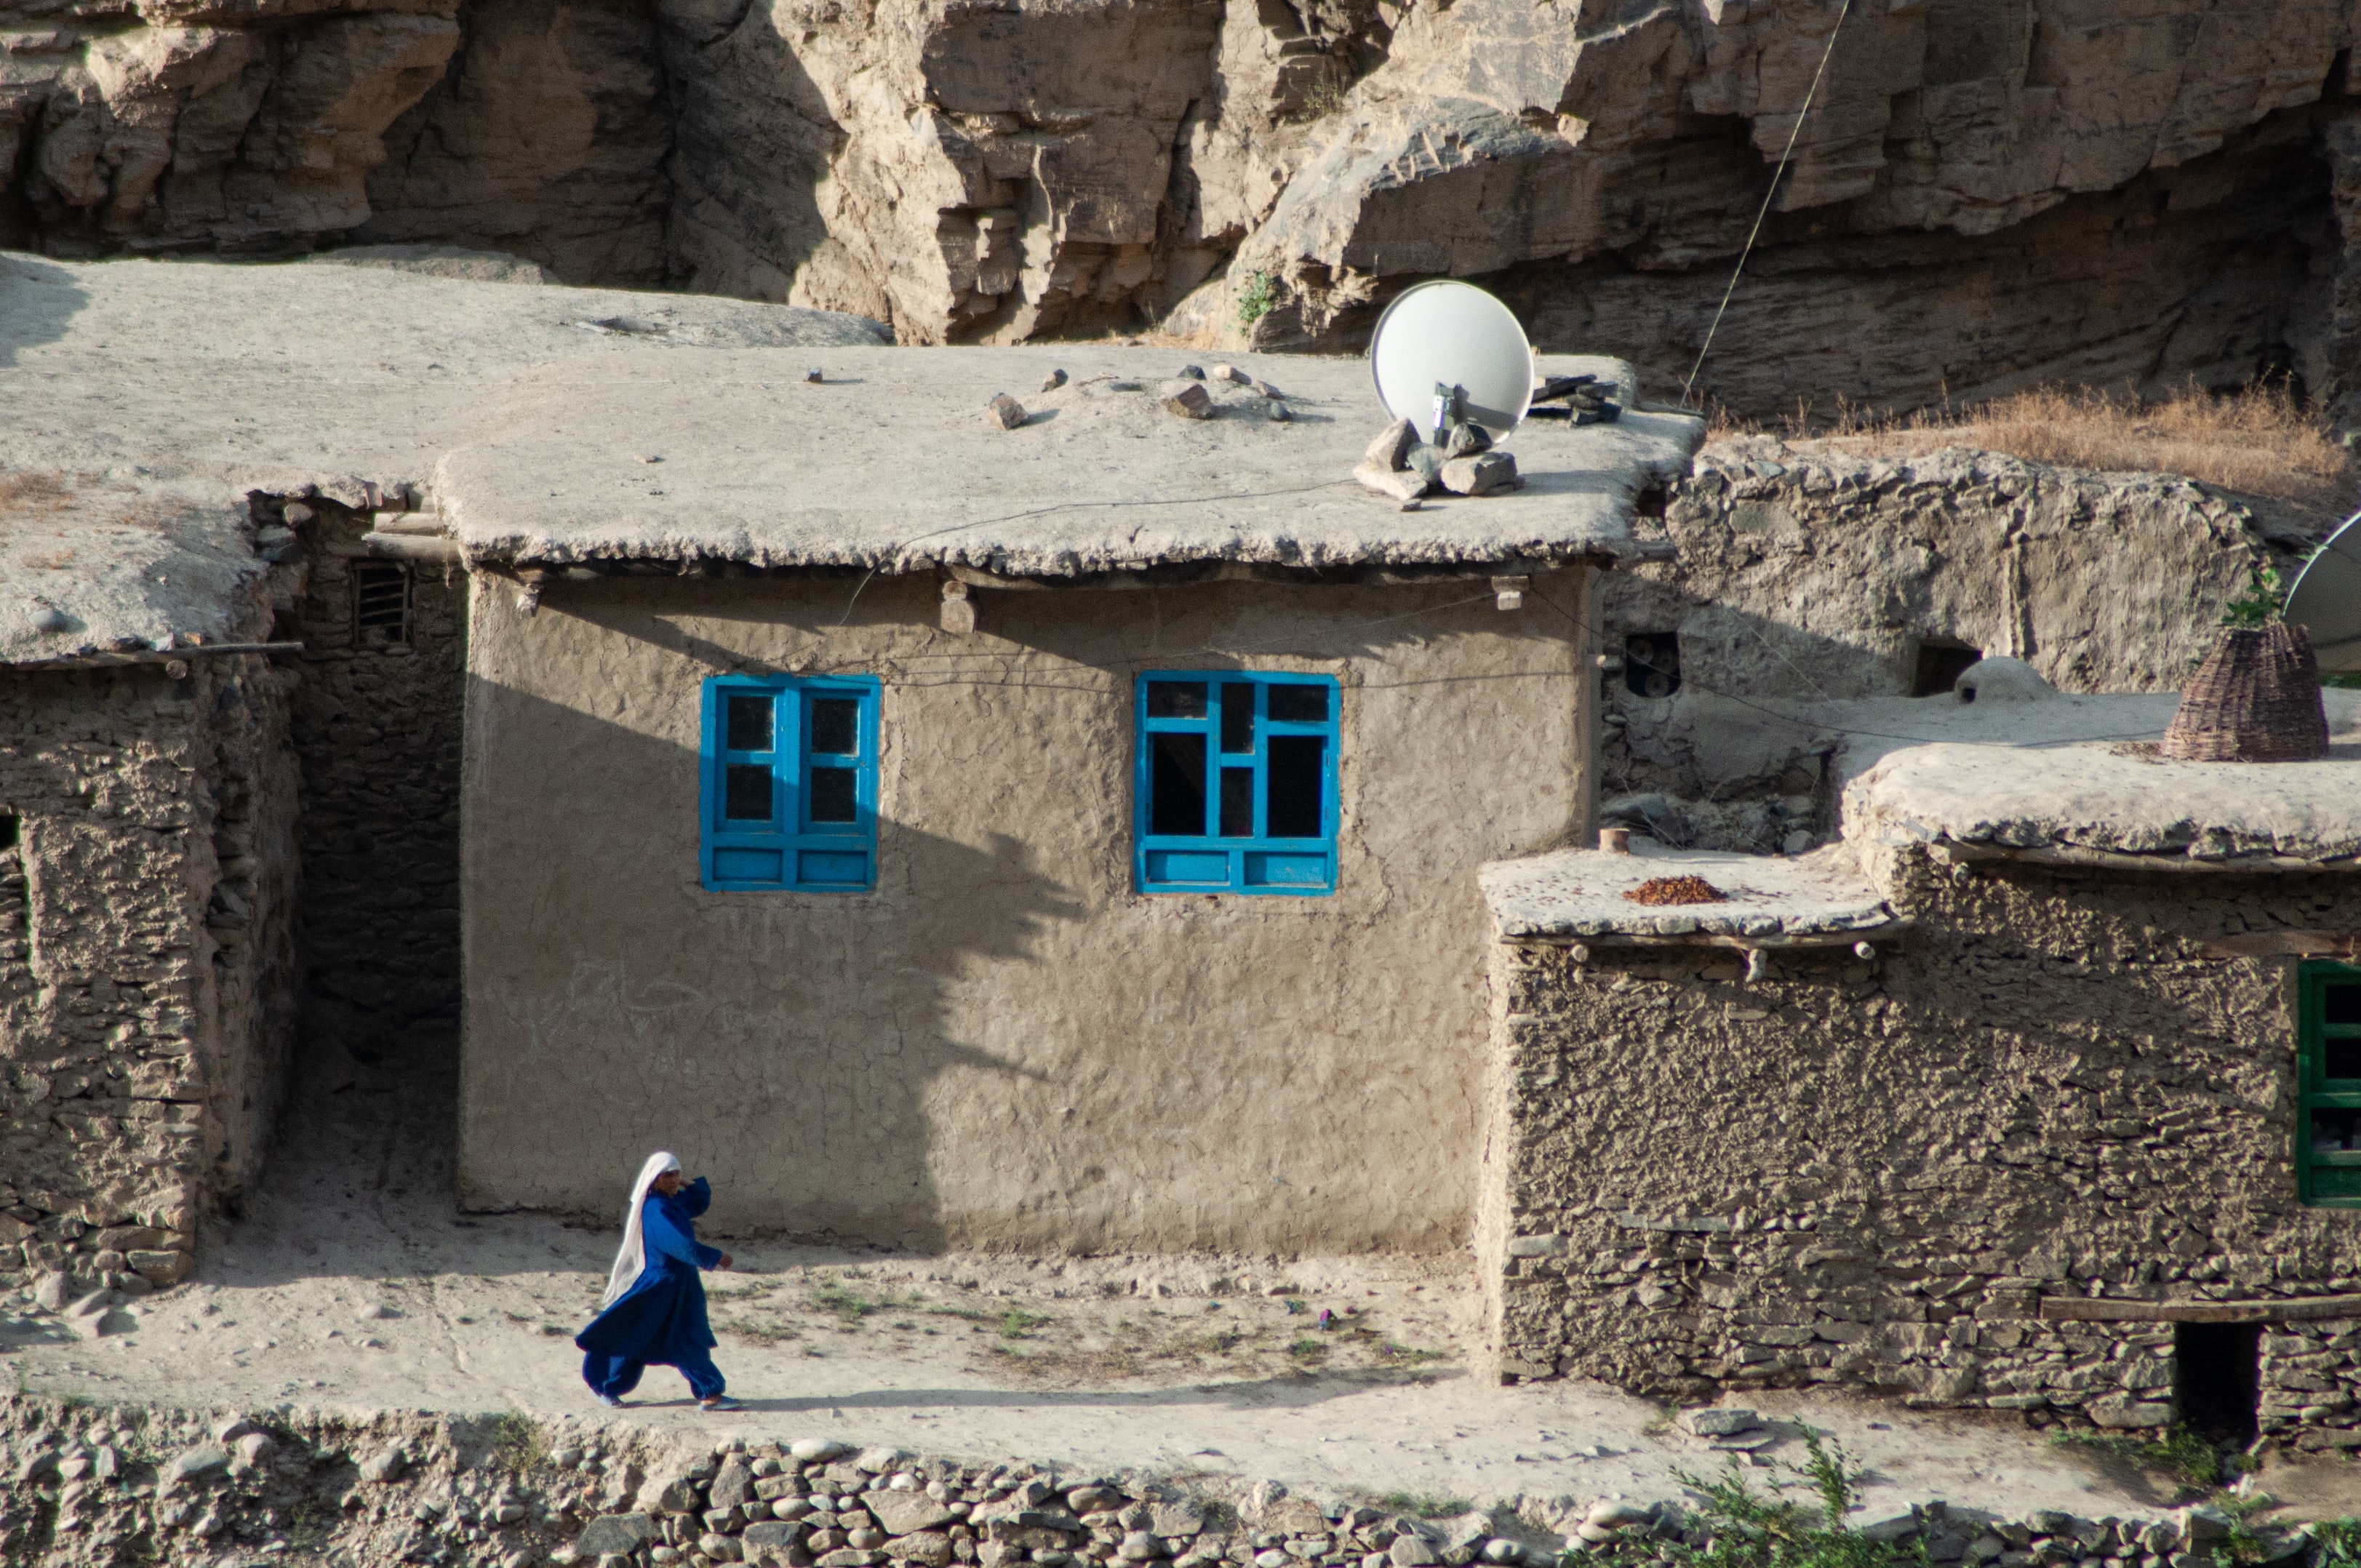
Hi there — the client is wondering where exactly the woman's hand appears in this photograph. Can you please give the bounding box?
[716,1253,734,1271]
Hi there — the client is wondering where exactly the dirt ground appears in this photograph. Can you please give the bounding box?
[8,1038,2361,1527]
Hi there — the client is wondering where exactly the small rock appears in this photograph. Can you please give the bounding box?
[711,1457,757,1512]
[1363,417,1418,471]
[700,1533,744,1561]
[1683,1408,1760,1437]
[1211,365,1250,384]
[90,1447,120,1481]
[1480,1543,1521,1565]
[1122,1532,1166,1561]
[359,1447,409,1484]
[1042,369,1068,392]
[355,1302,396,1321]
[1069,1487,1124,1514]
[1389,1537,1437,1567]
[578,1515,663,1556]
[231,1432,273,1473]
[804,367,823,383]
[1256,1553,1291,1568]
[985,393,1027,430]
[167,1445,231,1487]
[33,1272,68,1311]
[1860,1518,1921,1544]
[1250,377,1284,399]
[31,606,72,633]
[128,1249,191,1286]
[1443,422,1492,457]
[1177,365,1205,379]
[1354,460,1429,501]
[1586,1503,1651,1530]
[505,1553,539,1568]
[64,1287,111,1321]
[854,1445,906,1474]
[1162,383,1215,419]
[1439,450,1519,496]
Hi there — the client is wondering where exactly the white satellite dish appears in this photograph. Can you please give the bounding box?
[2286,511,2361,673]
[1369,281,1533,446]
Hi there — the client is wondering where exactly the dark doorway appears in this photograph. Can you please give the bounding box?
[1912,640,1982,697]
[2176,1322,2261,1442]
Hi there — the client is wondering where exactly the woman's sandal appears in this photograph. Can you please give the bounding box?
[700,1396,746,1412]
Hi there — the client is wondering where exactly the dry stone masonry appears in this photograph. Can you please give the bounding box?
[0,1393,2340,1568]
[1483,849,2361,1448]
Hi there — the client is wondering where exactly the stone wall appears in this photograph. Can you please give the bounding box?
[1482,847,2361,1444]
[281,498,467,1073]
[0,647,303,1297]
[1595,444,2293,852]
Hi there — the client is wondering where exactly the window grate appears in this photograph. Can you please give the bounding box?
[700,675,881,892]
[2296,961,2361,1206]
[1135,671,1339,896]
[353,562,413,646]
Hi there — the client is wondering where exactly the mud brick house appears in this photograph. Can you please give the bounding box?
[1478,681,2361,1446]
[439,346,1703,1252]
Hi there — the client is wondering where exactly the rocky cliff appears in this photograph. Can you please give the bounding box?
[4,0,2358,415]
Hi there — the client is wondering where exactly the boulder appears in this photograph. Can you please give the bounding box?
[166,1446,231,1487]
[869,1493,958,1536]
[359,1447,410,1484]
[578,1515,663,1557]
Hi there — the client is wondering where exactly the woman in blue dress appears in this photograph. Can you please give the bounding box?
[577,1151,744,1411]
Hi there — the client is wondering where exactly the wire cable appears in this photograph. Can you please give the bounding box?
[1680,0,1856,411]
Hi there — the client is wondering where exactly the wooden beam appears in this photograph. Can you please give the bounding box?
[2041,1294,2361,1324]
[3,642,303,673]
[1935,840,2361,875]
[359,532,463,564]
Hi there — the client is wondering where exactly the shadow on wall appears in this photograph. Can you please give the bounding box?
[0,255,87,369]
[460,674,1084,1253]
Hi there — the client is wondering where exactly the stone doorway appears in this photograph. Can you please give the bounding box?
[2176,1321,2262,1443]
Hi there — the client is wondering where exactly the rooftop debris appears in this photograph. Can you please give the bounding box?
[1623,875,1728,905]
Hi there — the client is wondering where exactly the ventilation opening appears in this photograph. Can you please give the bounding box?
[1912,640,1982,697]
[353,561,413,647]
[2176,1321,2261,1444]
[0,815,15,850]
[1634,486,1667,519]
[1624,632,1682,697]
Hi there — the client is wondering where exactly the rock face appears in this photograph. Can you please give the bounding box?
[3,0,2360,412]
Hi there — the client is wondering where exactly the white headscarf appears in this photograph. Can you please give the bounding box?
[600,1151,682,1310]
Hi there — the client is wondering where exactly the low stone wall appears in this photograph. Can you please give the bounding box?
[1481,848,2361,1441]
[0,638,303,1297]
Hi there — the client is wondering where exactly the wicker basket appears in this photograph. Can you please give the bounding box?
[2159,622,2331,762]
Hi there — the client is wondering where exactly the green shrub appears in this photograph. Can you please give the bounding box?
[2050,1426,2221,1488]
[1236,271,1279,329]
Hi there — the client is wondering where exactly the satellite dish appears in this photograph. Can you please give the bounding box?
[1370,281,1533,446]
[2286,511,2361,673]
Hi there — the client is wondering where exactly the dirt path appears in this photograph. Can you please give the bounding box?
[2,1040,2337,1525]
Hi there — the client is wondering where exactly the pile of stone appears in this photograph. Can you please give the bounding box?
[985,365,1290,431]
[1353,419,1519,503]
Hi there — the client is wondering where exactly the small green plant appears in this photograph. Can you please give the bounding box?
[489,1409,547,1473]
[2221,562,2284,628]
[1287,1334,1328,1362]
[999,1309,1050,1340]
[1283,1297,1308,1316]
[1236,271,1279,330]
[2051,1425,2221,1487]
[1378,1492,1474,1520]
[2308,1519,2361,1567]
[1653,1431,1924,1568]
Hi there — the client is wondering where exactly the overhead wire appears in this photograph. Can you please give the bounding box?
[1680,0,1856,410]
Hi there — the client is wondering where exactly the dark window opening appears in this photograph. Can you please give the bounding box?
[1624,633,1681,698]
[1220,684,1256,753]
[725,695,772,753]
[724,764,773,823]
[1267,684,1330,723]
[1150,732,1207,835]
[0,815,15,851]
[1148,681,1208,719]
[352,561,413,647]
[2175,1322,2261,1444]
[810,698,859,756]
[1219,767,1255,838]
[2314,1107,2361,1155]
[1635,486,1667,519]
[2330,983,2361,1028]
[1913,641,1982,697]
[808,767,857,823]
[1266,735,1325,838]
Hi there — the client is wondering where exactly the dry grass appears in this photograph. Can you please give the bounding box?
[1719,381,2352,505]
[0,468,73,519]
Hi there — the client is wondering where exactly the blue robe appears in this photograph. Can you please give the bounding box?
[578,1177,723,1375]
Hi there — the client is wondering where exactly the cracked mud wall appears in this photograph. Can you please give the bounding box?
[0,651,300,1294]
[1482,850,2361,1445]
[458,569,1593,1252]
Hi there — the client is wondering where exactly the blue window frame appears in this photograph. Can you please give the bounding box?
[700,674,879,892]
[1135,672,1338,895]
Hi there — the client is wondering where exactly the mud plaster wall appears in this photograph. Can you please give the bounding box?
[458,568,1596,1252]
[287,504,466,1072]
[0,652,301,1290]
[1596,447,2280,852]
[1482,849,2361,1446]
